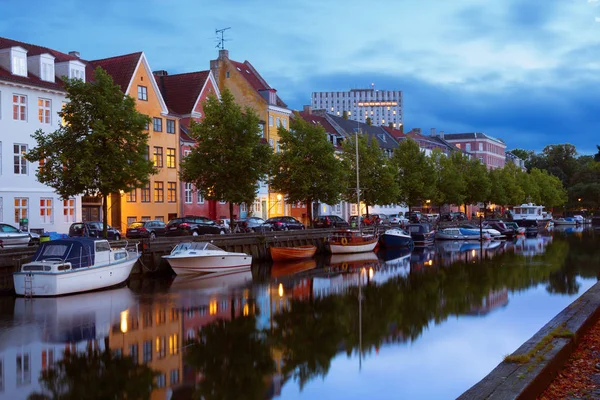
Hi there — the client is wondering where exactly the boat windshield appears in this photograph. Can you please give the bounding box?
[173,242,223,252]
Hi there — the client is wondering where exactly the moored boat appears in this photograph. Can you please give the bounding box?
[269,245,317,262]
[405,223,435,246]
[510,203,552,226]
[379,228,414,248]
[552,217,577,226]
[12,238,139,297]
[162,242,252,275]
[328,230,378,254]
[436,227,491,241]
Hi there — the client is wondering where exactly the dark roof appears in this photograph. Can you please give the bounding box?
[444,132,506,145]
[154,70,210,115]
[325,114,399,150]
[230,59,288,108]
[297,112,339,135]
[180,125,195,143]
[0,37,78,62]
[89,52,142,92]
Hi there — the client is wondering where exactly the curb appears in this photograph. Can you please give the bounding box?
[458,281,600,400]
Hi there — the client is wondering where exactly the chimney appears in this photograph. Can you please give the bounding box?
[154,70,168,76]
[439,130,445,139]
[218,49,229,60]
[414,128,421,135]
[430,128,436,136]
[303,105,312,115]
[68,51,80,58]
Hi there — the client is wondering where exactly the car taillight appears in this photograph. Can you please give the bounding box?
[180,223,190,228]
[139,227,147,232]
[243,222,248,227]
[275,222,282,226]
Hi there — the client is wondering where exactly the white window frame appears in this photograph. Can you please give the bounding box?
[16,352,31,387]
[184,183,193,204]
[479,142,483,151]
[63,198,75,223]
[269,115,273,126]
[42,62,53,81]
[137,85,148,101]
[38,98,51,124]
[0,197,3,222]
[14,198,28,224]
[465,143,471,152]
[276,117,281,127]
[196,188,204,204]
[40,198,53,224]
[13,94,26,121]
[282,119,287,128]
[12,56,26,76]
[13,144,27,175]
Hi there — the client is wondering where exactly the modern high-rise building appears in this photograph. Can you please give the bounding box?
[311,88,403,128]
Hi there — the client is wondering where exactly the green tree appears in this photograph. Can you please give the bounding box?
[391,138,435,211]
[341,134,399,215]
[437,151,467,208]
[500,162,525,205]
[595,145,600,163]
[509,148,534,171]
[270,115,345,225]
[516,169,540,204]
[530,168,567,208]
[26,67,154,238]
[464,158,491,212]
[541,144,578,186]
[180,89,272,223]
[487,167,508,206]
[365,117,372,126]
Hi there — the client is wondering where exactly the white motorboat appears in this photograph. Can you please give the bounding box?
[162,242,252,275]
[436,227,491,241]
[13,238,139,297]
[552,217,577,226]
[511,203,552,223]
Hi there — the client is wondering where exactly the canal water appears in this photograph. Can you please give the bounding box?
[0,227,598,400]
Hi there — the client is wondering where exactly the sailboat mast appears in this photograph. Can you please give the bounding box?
[356,123,361,233]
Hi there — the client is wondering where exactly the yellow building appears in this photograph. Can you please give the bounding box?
[210,50,292,218]
[89,52,180,231]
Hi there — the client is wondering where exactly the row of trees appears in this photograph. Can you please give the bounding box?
[29,71,570,235]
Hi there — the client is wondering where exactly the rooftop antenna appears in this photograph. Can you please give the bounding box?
[215,27,231,50]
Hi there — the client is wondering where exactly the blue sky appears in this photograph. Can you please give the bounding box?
[2,0,600,154]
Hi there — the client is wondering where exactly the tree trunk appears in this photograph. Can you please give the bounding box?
[229,202,235,230]
[306,197,313,228]
[102,194,108,239]
[365,204,369,217]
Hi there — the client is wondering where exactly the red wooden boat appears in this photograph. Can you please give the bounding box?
[269,245,317,262]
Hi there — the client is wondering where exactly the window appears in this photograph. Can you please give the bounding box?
[167,148,176,168]
[40,198,53,224]
[13,95,26,121]
[166,119,175,134]
[71,68,84,80]
[226,71,230,78]
[170,368,180,385]
[63,199,75,223]
[42,62,53,81]
[156,373,166,389]
[12,56,26,76]
[127,189,136,202]
[479,143,483,151]
[0,197,3,222]
[253,198,261,212]
[14,198,28,224]
[153,117,162,132]
[137,85,148,101]
[14,144,27,174]
[154,181,164,202]
[240,202,247,212]
[167,182,176,203]
[142,341,152,363]
[155,216,164,222]
[141,183,151,203]
[282,119,287,128]
[61,102,67,126]
[16,353,30,386]
[269,115,273,126]
[153,147,163,168]
[196,189,204,204]
[38,98,51,124]
[129,344,139,364]
[258,123,265,137]
[184,183,192,203]
[465,143,471,152]
[276,117,281,127]
[127,216,136,226]
[156,337,166,359]
[141,216,151,221]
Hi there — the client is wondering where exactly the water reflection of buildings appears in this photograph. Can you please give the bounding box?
[514,235,553,257]
[0,287,134,399]
[468,288,509,316]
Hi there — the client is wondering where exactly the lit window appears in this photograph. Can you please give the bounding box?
[63,199,75,222]
[14,198,28,224]
[38,98,51,124]
[166,148,176,168]
[154,181,164,202]
[153,147,163,168]
[141,183,151,203]
[167,182,176,203]
[126,189,136,202]
[13,95,26,121]
[39,198,53,224]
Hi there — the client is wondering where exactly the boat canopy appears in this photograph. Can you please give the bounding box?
[173,242,223,252]
[31,238,98,269]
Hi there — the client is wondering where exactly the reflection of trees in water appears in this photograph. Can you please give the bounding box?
[185,314,274,400]
[29,344,155,400]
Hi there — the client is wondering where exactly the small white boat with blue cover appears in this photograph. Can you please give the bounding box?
[436,227,491,241]
[13,237,139,297]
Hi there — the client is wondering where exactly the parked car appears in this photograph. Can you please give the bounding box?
[232,217,267,233]
[313,215,350,229]
[0,223,37,248]
[214,218,231,229]
[389,213,409,226]
[69,221,121,240]
[441,212,467,222]
[126,220,167,239]
[406,211,423,223]
[262,216,305,231]
[165,216,228,236]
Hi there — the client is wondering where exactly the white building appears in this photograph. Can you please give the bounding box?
[0,37,83,234]
[311,88,403,128]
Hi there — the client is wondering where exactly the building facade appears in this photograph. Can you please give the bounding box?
[0,37,83,234]
[311,88,403,128]
[90,52,181,231]
[443,132,506,170]
[210,49,292,219]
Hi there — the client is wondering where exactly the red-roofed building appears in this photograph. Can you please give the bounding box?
[154,69,241,221]
[0,36,86,234]
[210,50,292,220]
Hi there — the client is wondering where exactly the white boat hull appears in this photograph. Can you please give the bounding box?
[13,256,139,297]
[329,240,378,254]
[164,254,252,275]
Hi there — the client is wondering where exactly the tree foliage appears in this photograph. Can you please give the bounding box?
[391,138,435,210]
[269,115,345,225]
[180,89,272,222]
[464,157,491,209]
[26,67,154,237]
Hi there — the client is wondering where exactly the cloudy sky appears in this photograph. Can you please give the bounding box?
[2,0,599,154]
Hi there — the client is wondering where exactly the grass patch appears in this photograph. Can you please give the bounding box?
[504,324,573,364]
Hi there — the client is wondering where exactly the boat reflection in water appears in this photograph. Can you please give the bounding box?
[435,240,504,265]
[271,259,317,278]
[514,235,553,257]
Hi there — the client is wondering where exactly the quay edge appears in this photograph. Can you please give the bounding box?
[458,281,600,400]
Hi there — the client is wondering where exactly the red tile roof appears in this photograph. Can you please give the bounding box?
[154,71,210,115]
[89,52,142,92]
[0,37,79,63]
[382,126,406,140]
[230,59,287,108]
[297,112,339,134]
[180,126,195,143]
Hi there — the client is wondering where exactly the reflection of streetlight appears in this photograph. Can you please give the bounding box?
[120,310,129,333]
[578,198,582,202]
[278,283,284,297]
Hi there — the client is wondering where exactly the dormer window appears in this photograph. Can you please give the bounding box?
[12,55,26,76]
[42,62,54,81]
[71,68,84,80]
